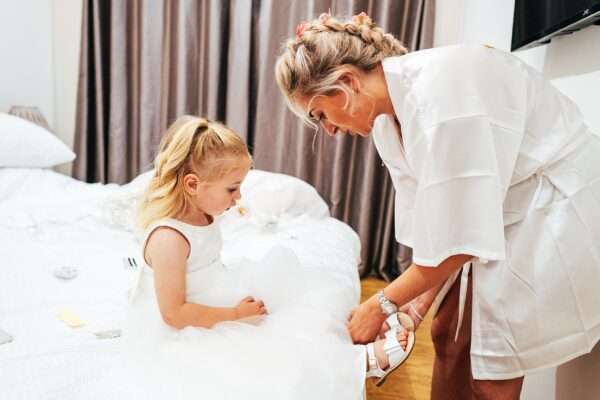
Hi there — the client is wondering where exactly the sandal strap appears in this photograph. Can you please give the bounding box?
[383,332,407,367]
[409,302,425,322]
[366,343,379,372]
[385,312,416,335]
[365,343,388,379]
[385,313,401,331]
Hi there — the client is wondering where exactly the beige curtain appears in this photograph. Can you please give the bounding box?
[73,0,435,279]
[73,0,165,182]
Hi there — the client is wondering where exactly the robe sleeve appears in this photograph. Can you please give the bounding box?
[410,114,517,267]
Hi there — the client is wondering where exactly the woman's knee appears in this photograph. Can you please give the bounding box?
[430,314,451,347]
[472,377,524,400]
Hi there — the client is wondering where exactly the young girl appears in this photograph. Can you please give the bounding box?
[120,115,415,399]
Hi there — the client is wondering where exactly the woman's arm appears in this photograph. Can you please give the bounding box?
[146,228,265,329]
[382,254,472,311]
[348,254,472,343]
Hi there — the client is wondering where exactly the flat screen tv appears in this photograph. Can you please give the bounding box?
[512,0,600,51]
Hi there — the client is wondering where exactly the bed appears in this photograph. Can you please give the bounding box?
[0,166,363,399]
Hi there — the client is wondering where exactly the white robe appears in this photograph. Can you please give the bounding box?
[372,44,600,379]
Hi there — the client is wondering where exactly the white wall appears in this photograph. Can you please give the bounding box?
[433,0,467,47]
[0,0,82,175]
[434,1,600,399]
[0,0,55,128]
[435,0,600,134]
[53,0,84,175]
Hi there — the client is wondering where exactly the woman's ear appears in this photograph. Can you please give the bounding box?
[338,68,361,93]
[182,173,200,195]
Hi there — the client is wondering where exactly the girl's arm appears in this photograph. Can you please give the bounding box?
[145,228,263,329]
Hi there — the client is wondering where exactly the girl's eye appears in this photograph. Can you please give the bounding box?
[227,188,238,193]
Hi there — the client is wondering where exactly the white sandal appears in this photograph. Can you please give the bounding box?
[365,313,416,387]
[385,311,415,333]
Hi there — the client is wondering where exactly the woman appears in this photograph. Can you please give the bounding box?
[275,12,600,399]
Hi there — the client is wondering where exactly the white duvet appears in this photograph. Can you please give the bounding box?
[0,168,362,399]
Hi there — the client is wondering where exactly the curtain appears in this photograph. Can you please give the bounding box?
[73,0,165,182]
[73,0,435,279]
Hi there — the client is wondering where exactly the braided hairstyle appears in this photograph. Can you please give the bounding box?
[138,115,251,230]
[275,13,407,124]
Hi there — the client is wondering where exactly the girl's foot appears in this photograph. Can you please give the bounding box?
[371,329,409,370]
[377,305,424,339]
[365,325,415,386]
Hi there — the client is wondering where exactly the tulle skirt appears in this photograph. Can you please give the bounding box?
[112,246,365,399]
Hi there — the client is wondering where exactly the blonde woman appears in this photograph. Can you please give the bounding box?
[118,115,414,399]
[275,12,600,399]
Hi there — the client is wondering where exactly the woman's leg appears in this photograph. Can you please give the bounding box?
[471,377,524,400]
[430,267,473,400]
[430,269,524,400]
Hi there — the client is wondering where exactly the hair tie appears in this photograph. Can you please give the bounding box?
[295,21,308,39]
[409,302,425,322]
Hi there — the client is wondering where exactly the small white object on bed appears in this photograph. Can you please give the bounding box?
[0,167,363,399]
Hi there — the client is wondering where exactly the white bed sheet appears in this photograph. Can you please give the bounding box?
[0,168,361,399]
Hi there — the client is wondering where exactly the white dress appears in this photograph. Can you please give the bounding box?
[118,217,365,399]
[372,44,600,379]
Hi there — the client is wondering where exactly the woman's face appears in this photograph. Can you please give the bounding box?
[294,87,376,137]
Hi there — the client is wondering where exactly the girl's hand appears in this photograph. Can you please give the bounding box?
[235,296,267,319]
[347,295,387,344]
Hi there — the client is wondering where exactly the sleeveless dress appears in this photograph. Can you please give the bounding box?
[117,217,366,399]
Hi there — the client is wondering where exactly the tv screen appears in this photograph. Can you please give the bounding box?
[512,0,600,51]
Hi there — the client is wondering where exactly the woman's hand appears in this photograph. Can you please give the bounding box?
[348,256,469,343]
[235,296,267,319]
[347,295,387,344]
[398,300,428,330]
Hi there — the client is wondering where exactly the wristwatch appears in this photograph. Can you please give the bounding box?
[376,290,398,316]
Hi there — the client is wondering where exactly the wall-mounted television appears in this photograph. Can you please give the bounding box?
[512,0,600,51]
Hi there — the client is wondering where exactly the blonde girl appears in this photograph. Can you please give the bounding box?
[134,115,265,328]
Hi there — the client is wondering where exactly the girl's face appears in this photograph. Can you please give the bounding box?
[183,157,251,219]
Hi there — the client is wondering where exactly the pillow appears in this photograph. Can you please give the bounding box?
[101,169,330,234]
[237,169,330,227]
[0,113,75,168]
